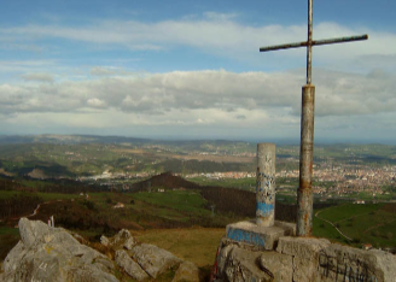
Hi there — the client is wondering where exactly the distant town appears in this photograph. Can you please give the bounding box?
[0,135,395,202]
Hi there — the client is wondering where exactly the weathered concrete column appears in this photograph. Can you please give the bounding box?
[256,143,276,227]
[225,143,294,250]
[297,84,315,236]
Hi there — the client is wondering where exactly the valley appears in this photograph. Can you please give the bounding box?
[0,135,396,273]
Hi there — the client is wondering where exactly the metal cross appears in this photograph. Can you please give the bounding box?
[259,0,368,237]
[260,0,368,85]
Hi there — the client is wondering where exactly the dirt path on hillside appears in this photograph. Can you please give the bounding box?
[28,204,41,217]
[315,209,353,241]
[8,200,63,225]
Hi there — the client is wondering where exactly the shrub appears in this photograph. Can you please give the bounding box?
[352,236,361,244]
[373,230,381,237]
[83,200,95,210]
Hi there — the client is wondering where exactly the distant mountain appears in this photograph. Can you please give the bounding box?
[130,171,200,192]
[0,134,252,147]
[0,134,152,145]
[130,172,297,222]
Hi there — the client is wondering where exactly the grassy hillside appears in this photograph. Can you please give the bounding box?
[313,203,396,248]
[133,228,224,267]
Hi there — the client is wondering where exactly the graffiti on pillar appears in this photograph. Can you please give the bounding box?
[318,251,378,282]
[256,169,275,217]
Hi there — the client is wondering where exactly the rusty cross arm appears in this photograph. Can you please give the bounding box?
[259,34,368,86]
[259,34,368,52]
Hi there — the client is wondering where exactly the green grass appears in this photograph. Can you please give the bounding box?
[19,179,50,189]
[317,204,379,223]
[313,216,349,244]
[276,194,297,204]
[0,190,25,199]
[36,192,76,201]
[0,190,90,202]
[133,228,224,267]
[0,226,20,261]
[132,190,211,216]
[314,203,396,248]
[0,226,20,236]
[189,177,255,190]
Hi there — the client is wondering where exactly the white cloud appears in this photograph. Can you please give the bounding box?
[89,66,141,77]
[90,67,119,76]
[0,60,57,79]
[0,69,395,121]
[21,73,54,82]
[87,98,107,108]
[1,15,394,70]
[203,12,239,21]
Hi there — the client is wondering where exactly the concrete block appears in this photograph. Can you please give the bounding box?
[276,236,330,260]
[274,221,296,236]
[276,237,330,282]
[226,220,295,251]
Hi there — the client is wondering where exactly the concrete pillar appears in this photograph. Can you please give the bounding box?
[256,143,276,227]
[297,84,315,236]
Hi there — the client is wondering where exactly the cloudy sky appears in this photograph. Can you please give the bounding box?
[0,0,395,143]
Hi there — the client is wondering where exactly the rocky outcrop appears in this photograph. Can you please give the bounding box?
[131,243,182,278]
[1,218,201,282]
[0,218,117,282]
[115,250,149,281]
[101,229,184,280]
[172,261,201,282]
[100,228,136,251]
[213,235,396,282]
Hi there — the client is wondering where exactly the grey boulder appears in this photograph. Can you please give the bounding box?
[1,218,118,282]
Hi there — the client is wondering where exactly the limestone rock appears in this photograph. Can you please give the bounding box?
[73,233,89,245]
[100,235,110,247]
[215,234,396,282]
[115,250,148,281]
[172,261,200,282]
[102,229,136,251]
[94,257,116,272]
[217,244,234,276]
[316,243,396,282]
[131,243,182,278]
[369,249,396,282]
[259,251,293,282]
[18,217,51,248]
[223,246,273,282]
[2,218,118,282]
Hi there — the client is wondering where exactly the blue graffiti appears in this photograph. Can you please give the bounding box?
[227,228,266,247]
[256,202,274,217]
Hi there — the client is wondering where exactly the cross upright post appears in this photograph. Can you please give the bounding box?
[259,0,368,237]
